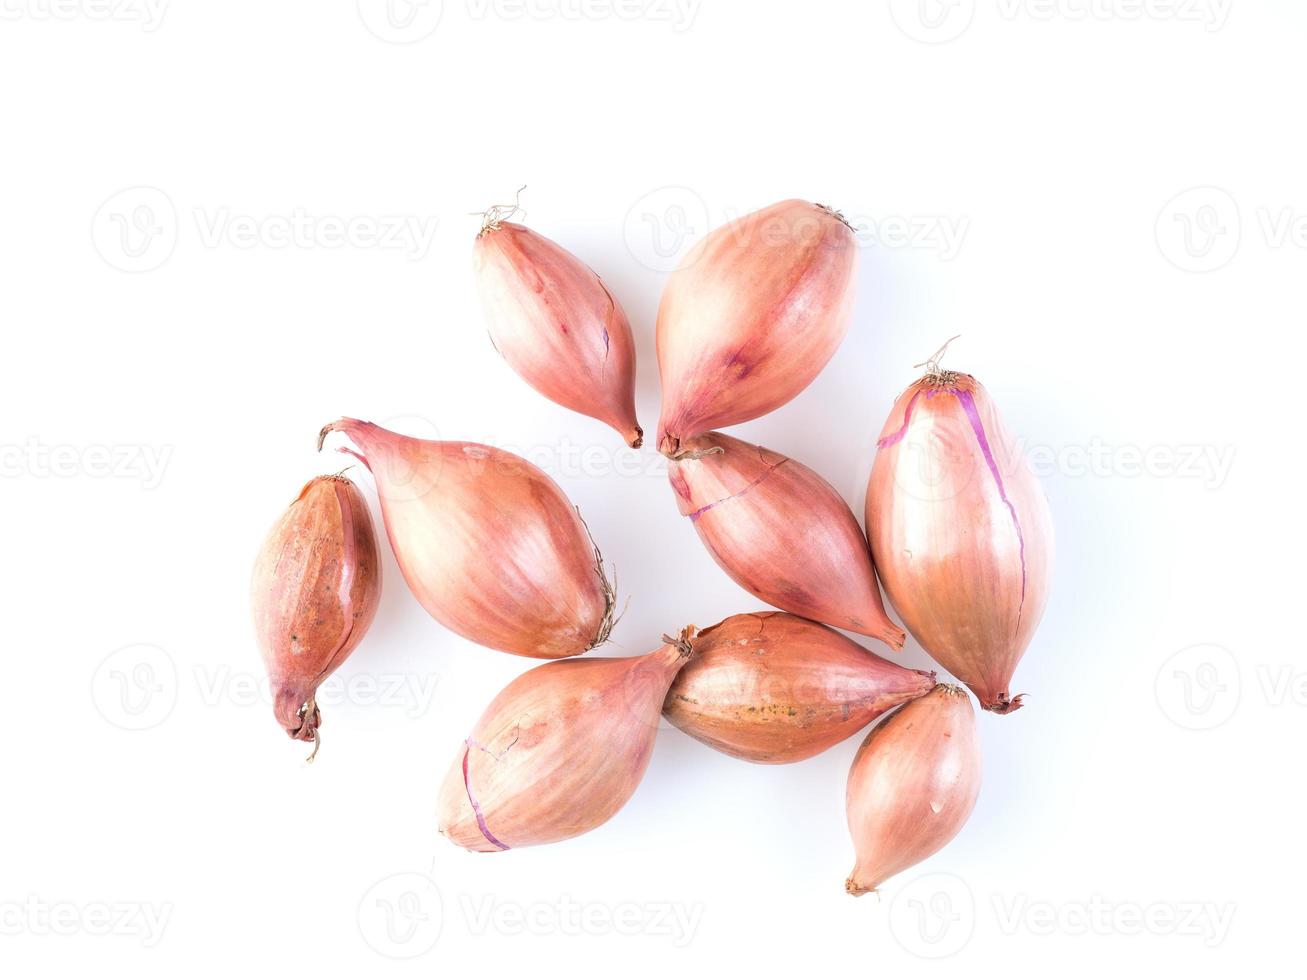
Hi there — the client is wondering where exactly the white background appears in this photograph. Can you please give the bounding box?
[1,1,1301,976]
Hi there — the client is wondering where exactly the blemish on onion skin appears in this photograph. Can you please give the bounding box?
[461,741,510,851]
[954,388,1028,630]
[687,459,788,522]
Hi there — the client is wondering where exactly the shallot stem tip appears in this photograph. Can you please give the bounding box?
[815,202,854,231]
[913,334,962,383]
[473,185,527,236]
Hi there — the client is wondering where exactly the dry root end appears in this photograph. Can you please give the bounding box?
[474,185,527,236]
[984,692,1026,714]
[628,426,644,450]
[914,334,962,387]
[666,445,724,462]
[845,878,879,898]
[297,698,321,763]
[815,202,855,231]
[576,507,622,650]
[661,625,697,661]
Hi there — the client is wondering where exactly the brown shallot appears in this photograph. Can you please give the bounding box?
[655,199,858,457]
[668,431,904,648]
[474,206,642,447]
[663,612,933,764]
[865,355,1054,712]
[318,418,614,659]
[845,684,981,896]
[250,473,382,759]
[437,630,694,851]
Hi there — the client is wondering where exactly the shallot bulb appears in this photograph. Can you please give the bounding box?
[318,418,614,659]
[437,630,694,851]
[655,199,857,457]
[250,474,382,759]
[845,684,981,896]
[474,216,641,447]
[663,612,934,764]
[668,431,905,649]
[866,368,1054,712]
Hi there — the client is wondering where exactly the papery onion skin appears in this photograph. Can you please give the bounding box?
[845,684,981,896]
[865,372,1054,712]
[318,418,613,660]
[668,431,905,649]
[474,221,642,447]
[437,632,694,851]
[655,199,857,457]
[250,474,382,756]
[663,612,934,764]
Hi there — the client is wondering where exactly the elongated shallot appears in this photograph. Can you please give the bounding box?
[475,209,641,447]
[668,431,904,648]
[319,418,614,659]
[663,612,933,764]
[865,355,1054,712]
[655,199,857,456]
[251,473,382,759]
[437,630,694,851]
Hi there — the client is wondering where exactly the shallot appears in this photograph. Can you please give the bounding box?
[845,683,981,896]
[318,418,614,659]
[663,612,933,764]
[668,431,904,648]
[437,630,694,851]
[865,351,1054,712]
[655,199,858,457]
[250,473,382,759]
[474,206,642,447]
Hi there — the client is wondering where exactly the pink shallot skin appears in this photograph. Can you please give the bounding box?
[250,475,382,755]
[318,419,612,660]
[845,684,981,896]
[655,199,857,457]
[437,633,693,851]
[663,612,933,764]
[865,373,1054,713]
[668,431,905,649]
[474,221,642,447]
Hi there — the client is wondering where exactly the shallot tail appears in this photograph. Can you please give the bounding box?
[982,692,1026,715]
